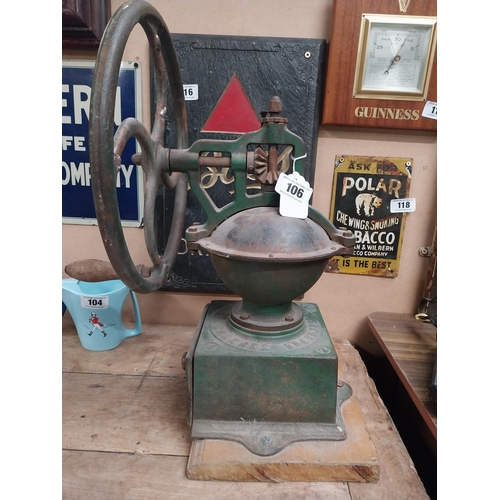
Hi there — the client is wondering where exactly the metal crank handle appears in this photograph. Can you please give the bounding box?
[65,259,153,283]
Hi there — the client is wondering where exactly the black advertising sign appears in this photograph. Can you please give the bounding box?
[327,155,413,277]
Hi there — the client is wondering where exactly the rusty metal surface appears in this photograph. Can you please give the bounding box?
[198,207,338,262]
[195,207,336,308]
[195,207,349,309]
[89,0,188,293]
[229,301,304,332]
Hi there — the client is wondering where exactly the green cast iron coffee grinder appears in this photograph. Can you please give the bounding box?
[66,0,356,458]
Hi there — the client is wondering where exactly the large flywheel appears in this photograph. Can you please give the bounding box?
[88,0,188,293]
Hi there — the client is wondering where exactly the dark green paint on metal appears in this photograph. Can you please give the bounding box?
[192,300,338,424]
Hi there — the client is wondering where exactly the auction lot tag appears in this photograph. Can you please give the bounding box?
[81,295,109,309]
[390,198,416,213]
[183,84,199,101]
[275,172,313,219]
[422,101,437,120]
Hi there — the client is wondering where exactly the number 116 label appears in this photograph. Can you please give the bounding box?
[183,84,198,101]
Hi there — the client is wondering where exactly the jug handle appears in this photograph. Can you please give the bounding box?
[126,290,142,338]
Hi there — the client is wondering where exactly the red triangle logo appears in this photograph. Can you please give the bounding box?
[202,74,261,134]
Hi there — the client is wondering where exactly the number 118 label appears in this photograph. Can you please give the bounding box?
[390,198,416,213]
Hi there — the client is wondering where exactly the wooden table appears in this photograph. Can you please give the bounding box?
[365,312,437,499]
[367,312,437,450]
[62,313,430,499]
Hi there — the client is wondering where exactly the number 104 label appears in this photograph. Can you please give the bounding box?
[390,198,416,213]
[81,295,109,309]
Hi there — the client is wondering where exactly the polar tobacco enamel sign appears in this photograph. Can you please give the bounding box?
[327,155,412,277]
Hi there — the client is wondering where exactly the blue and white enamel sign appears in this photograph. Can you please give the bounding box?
[62,60,143,226]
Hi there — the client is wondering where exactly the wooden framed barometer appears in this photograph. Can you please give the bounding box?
[322,0,437,130]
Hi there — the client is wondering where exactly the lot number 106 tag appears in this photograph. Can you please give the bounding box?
[275,172,313,219]
[285,182,305,199]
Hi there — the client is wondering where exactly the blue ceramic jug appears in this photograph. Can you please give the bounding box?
[62,278,142,351]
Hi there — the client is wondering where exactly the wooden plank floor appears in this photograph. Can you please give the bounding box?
[62,313,429,499]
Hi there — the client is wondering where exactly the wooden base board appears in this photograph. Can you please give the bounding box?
[187,389,379,483]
